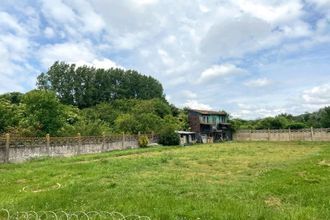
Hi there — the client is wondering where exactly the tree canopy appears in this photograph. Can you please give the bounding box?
[37,61,165,108]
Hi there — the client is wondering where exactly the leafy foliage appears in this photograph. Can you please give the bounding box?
[37,61,165,108]
[158,127,180,146]
[0,92,23,104]
[0,62,190,136]
[0,93,187,136]
[0,99,20,133]
[20,90,66,136]
[138,135,149,148]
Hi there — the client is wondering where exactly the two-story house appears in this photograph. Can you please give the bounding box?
[187,109,231,142]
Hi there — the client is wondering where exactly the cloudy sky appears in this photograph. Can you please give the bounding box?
[1,0,330,119]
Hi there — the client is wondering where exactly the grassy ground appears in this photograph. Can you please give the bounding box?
[0,141,329,219]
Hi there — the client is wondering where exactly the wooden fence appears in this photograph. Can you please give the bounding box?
[0,133,158,163]
[234,128,330,141]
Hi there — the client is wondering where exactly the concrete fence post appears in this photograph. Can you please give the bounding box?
[288,128,291,141]
[310,127,314,141]
[4,133,10,163]
[151,131,154,143]
[77,133,81,155]
[102,132,105,152]
[46,134,50,156]
[122,132,125,149]
[137,131,141,147]
[268,129,270,141]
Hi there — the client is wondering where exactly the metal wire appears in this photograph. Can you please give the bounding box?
[0,209,151,220]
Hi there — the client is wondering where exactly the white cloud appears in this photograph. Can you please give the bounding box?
[233,0,303,24]
[1,0,330,119]
[167,76,186,86]
[181,90,197,99]
[302,84,330,105]
[40,0,106,39]
[38,42,96,68]
[200,14,273,58]
[135,0,158,6]
[197,64,245,84]
[231,83,330,119]
[0,12,26,35]
[199,4,210,13]
[38,42,123,71]
[183,100,212,110]
[158,49,175,67]
[67,0,106,33]
[232,102,291,119]
[44,27,55,38]
[75,58,123,70]
[0,10,37,93]
[244,78,272,87]
[41,0,77,24]
[309,0,330,9]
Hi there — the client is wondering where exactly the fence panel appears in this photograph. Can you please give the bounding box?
[234,128,330,142]
[0,133,158,163]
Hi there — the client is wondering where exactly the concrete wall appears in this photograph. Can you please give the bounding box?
[0,134,157,163]
[234,128,330,141]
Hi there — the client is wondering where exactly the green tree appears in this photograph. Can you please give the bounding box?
[21,90,66,136]
[136,113,162,133]
[286,122,306,129]
[255,116,288,129]
[114,114,139,133]
[0,92,23,104]
[37,61,165,108]
[158,127,180,146]
[319,106,330,128]
[0,99,20,133]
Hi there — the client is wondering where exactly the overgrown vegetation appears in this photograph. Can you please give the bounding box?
[158,127,180,146]
[230,108,330,130]
[0,142,329,219]
[138,135,149,148]
[0,62,188,137]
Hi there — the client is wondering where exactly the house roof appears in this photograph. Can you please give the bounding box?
[187,109,227,115]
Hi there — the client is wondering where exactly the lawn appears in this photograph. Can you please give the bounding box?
[0,141,329,219]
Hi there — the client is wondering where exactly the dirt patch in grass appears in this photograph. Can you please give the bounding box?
[318,160,330,167]
[22,183,62,193]
[265,196,282,208]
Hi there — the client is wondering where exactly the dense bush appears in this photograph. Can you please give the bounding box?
[138,135,149,148]
[158,128,180,146]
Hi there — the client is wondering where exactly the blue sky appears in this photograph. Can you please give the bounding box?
[0,0,330,119]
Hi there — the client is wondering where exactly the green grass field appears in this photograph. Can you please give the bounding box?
[0,141,329,219]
